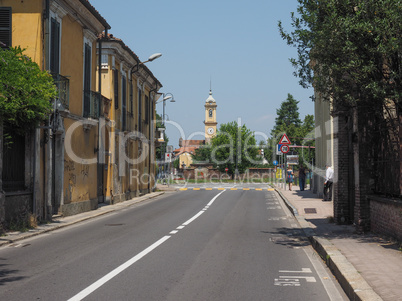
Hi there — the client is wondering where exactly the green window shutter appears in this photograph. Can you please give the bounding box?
[0,7,12,48]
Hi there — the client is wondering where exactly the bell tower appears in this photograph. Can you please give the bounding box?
[204,89,217,143]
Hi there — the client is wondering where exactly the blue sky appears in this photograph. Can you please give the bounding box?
[92,0,314,148]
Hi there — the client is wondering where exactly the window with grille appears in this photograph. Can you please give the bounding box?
[0,7,11,48]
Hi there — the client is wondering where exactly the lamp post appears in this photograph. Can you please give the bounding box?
[155,92,175,180]
[131,53,162,74]
[128,52,161,193]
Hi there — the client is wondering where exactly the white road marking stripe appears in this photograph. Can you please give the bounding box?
[279,268,312,273]
[68,190,227,301]
[176,226,185,229]
[207,190,225,206]
[182,211,205,226]
[169,230,178,234]
[67,236,171,301]
[279,276,316,282]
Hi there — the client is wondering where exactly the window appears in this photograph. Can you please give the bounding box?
[83,42,91,117]
[209,109,213,118]
[145,95,149,125]
[50,17,61,74]
[129,82,133,116]
[101,54,108,69]
[114,69,119,109]
[0,7,12,48]
[138,88,142,132]
[122,75,127,131]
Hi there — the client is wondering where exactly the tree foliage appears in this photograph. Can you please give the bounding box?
[268,94,315,166]
[0,47,57,133]
[271,93,302,138]
[193,121,259,176]
[155,113,169,159]
[278,0,402,108]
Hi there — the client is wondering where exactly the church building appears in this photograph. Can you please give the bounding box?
[173,90,218,168]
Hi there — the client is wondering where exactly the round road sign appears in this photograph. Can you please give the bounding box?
[225,167,229,172]
[280,145,290,154]
[273,160,278,166]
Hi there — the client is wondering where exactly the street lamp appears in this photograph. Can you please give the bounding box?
[156,92,175,125]
[155,92,176,180]
[131,53,162,74]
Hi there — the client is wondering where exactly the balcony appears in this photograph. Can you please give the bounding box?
[83,90,100,119]
[101,94,111,120]
[83,90,112,119]
[52,73,70,110]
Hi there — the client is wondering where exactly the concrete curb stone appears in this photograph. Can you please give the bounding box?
[275,188,383,301]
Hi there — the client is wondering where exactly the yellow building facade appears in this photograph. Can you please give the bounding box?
[98,35,162,203]
[0,0,161,224]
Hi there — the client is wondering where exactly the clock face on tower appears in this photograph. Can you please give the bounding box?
[207,127,214,135]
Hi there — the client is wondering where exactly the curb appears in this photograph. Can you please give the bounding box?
[275,188,383,301]
[0,191,165,247]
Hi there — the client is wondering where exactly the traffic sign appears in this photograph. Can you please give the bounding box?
[280,145,290,154]
[277,144,283,155]
[225,167,229,172]
[279,134,291,145]
[273,160,278,166]
[165,153,172,162]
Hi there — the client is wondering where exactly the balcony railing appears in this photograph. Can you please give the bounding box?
[83,90,100,119]
[52,73,70,110]
[101,94,111,120]
[83,90,112,119]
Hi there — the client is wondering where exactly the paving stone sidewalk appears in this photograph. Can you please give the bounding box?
[276,185,402,301]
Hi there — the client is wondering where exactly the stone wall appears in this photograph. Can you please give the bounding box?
[369,195,402,242]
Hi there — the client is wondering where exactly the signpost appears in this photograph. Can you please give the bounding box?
[280,144,290,154]
[277,134,292,189]
[279,134,291,145]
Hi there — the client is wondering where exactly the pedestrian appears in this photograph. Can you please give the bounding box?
[286,166,294,191]
[323,164,334,201]
[299,164,306,191]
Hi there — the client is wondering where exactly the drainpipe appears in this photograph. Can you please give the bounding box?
[149,85,159,192]
[98,32,104,203]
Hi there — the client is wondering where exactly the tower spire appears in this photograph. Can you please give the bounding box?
[210,76,212,94]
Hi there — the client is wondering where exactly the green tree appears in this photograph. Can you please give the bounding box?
[271,94,302,137]
[0,47,57,134]
[209,121,259,177]
[297,114,315,165]
[271,93,302,142]
[192,144,212,164]
[278,0,401,108]
[155,113,169,159]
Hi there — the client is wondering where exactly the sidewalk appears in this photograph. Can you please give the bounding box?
[276,185,402,301]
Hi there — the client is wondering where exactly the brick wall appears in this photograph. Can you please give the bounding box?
[370,196,402,242]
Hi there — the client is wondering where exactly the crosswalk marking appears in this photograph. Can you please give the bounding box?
[176,187,276,191]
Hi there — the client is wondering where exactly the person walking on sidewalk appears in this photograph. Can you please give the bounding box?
[323,164,334,201]
[286,166,294,191]
[299,164,306,191]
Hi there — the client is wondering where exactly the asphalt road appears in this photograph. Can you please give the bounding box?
[0,188,347,301]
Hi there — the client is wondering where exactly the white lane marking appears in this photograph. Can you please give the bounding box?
[207,190,225,206]
[279,276,316,282]
[67,236,171,301]
[279,268,312,273]
[182,211,205,226]
[176,226,185,230]
[68,190,226,301]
